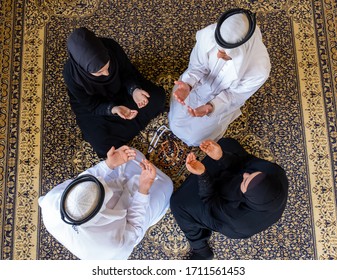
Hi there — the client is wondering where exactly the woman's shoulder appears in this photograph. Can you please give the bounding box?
[62,60,73,83]
[100,37,125,54]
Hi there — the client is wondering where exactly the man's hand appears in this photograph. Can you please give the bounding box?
[132,88,150,109]
[199,139,223,160]
[173,80,191,105]
[139,159,156,194]
[185,152,205,175]
[187,103,213,117]
[105,145,136,169]
[112,105,138,120]
[217,49,232,61]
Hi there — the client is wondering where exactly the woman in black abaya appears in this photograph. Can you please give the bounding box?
[170,138,289,260]
[63,27,166,158]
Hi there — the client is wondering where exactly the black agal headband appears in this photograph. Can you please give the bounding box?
[215,8,256,49]
[60,174,105,226]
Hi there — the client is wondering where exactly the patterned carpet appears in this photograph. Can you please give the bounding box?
[0,0,336,260]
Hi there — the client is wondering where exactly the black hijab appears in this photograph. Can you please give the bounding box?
[66,27,121,97]
[243,172,283,211]
[211,158,288,238]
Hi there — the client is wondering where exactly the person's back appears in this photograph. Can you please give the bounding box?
[168,9,270,146]
[170,138,288,259]
[63,27,166,157]
[39,146,173,259]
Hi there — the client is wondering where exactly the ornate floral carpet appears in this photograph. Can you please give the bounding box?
[0,0,336,260]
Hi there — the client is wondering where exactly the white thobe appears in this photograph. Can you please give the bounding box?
[168,23,271,146]
[38,149,173,260]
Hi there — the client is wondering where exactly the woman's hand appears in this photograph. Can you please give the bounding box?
[199,139,223,160]
[112,105,138,120]
[132,88,150,109]
[185,152,205,175]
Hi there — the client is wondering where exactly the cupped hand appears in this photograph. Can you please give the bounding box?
[199,139,223,160]
[187,103,213,117]
[132,88,150,109]
[112,105,138,120]
[139,159,157,194]
[173,81,191,105]
[185,152,205,175]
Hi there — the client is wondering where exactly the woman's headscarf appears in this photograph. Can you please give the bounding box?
[66,27,121,97]
[211,158,288,238]
[243,172,283,211]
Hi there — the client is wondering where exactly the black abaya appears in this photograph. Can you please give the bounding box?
[63,28,165,157]
[170,138,288,250]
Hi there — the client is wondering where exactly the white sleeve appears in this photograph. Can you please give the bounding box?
[211,64,270,116]
[109,150,150,246]
[124,191,150,239]
[181,30,210,87]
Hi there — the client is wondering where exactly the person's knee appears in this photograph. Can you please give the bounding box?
[93,140,124,158]
[154,87,166,105]
[90,142,109,158]
[157,181,174,204]
[170,193,178,210]
[146,88,165,112]
[218,137,237,146]
[170,192,182,215]
[218,137,242,151]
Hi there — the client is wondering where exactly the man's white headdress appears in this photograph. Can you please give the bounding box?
[215,8,256,49]
[60,174,105,226]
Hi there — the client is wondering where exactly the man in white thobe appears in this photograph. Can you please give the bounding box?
[39,145,173,260]
[168,9,271,146]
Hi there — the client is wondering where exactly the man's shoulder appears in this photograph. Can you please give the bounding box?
[194,23,217,51]
[196,23,216,40]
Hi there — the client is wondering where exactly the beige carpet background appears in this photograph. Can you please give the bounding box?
[0,0,336,259]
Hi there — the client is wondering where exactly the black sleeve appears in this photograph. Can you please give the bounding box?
[198,151,251,205]
[198,170,219,204]
[63,63,115,116]
[102,38,142,96]
[198,171,212,198]
[216,151,242,169]
[197,171,230,224]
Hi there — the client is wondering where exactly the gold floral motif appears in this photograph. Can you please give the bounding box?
[34,0,100,18]
[1,0,337,260]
